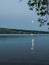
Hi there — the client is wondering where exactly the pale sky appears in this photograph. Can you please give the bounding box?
[0,0,49,31]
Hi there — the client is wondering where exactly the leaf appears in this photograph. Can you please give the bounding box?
[47,23,49,25]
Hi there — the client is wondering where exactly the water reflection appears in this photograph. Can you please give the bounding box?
[31,38,35,54]
[0,35,49,64]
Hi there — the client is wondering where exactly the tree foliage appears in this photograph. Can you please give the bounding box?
[28,0,49,27]
[20,0,49,27]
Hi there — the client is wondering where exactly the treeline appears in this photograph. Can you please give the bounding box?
[0,28,49,34]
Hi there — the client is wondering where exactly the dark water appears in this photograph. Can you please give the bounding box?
[0,34,49,65]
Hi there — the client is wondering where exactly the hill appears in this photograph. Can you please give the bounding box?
[0,28,49,34]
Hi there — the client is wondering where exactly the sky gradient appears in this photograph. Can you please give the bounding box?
[0,0,49,31]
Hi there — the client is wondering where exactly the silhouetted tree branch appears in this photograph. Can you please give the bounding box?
[19,0,49,28]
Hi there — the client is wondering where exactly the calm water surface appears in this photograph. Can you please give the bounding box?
[0,34,49,65]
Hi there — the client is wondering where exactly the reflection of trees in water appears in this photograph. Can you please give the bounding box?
[31,38,34,54]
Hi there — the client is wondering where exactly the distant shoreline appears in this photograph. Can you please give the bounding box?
[0,28,49,34]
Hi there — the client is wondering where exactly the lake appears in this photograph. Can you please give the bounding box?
[0,34,49,65]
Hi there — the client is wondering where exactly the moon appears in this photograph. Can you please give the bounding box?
[32,20,34,23]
